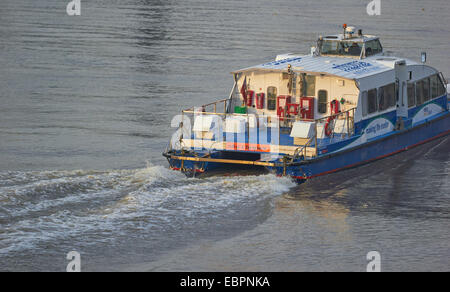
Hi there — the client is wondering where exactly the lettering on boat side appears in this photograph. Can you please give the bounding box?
[261,57,302,67]
[365,120,390,135]
[180,276,270,289]
[332,61,380,75]
[413,103,444,125]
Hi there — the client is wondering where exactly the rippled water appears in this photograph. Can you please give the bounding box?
[0,0,449,271]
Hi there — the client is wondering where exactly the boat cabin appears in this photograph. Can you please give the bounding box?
[229,27,447,141]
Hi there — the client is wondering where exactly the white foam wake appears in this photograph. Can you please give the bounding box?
[0,164,296,255]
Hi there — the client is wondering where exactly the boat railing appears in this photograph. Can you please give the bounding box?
[177,98,356,159]
[280,107,356,135]
[291,136,315,162]
[182,98,231,115]
[317,107,356,138]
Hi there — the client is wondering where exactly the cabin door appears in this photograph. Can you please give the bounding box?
[315,77,331,119]
[395,61,408,118]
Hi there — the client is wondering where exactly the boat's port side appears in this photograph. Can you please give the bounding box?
[163,89,448,180]
[269,111,450,180]
[163,28,449,183]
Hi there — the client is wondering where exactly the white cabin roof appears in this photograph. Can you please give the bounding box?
[322,34,379,42]
[233,54,420,80]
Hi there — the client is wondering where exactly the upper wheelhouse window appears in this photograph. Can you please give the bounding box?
[320,38,382,57]
[321,41,340,55]
[267,86,277,111]
[321,40,363,57]
[365,40,383,56]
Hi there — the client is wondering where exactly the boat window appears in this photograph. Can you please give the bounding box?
[387,83,396,108]
[305,75,316,96]
[365,40,383,56]
[378,83,396,111]
[368,88,378,114]
[342,42,363,57]
[300,74,316,97]
[432,74,446,97]
[267,86,277,110]
[438,75,447,96]
[430,75,439,98]
[407,82,416,108]
[318,90,328,114]
[321,41,363,57]
[422,78,430,102]
[361,91,368,117]
[321,41,340,55]
[416,80,424,105]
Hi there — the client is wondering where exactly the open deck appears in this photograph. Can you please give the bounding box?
[170,97,356,162]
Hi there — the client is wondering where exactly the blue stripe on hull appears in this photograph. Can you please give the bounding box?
[271,112,450,182]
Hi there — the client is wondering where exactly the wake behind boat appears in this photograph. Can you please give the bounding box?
[163,25,450,183]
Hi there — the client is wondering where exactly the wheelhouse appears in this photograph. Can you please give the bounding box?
[319,35,383,58]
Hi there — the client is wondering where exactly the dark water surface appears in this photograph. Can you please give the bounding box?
[0,0,449,271]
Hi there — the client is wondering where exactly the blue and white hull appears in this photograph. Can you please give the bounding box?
[269,111,450,182]
[165,97,450,183]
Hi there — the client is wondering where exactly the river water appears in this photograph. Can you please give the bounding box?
[0,0,449,271]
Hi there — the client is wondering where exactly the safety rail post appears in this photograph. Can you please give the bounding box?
[314,120,318,157]
[353,108,355,134]
[346,111,350,137]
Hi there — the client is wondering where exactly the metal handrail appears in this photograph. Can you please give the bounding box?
[291,136,315,162]
[179,103,356,160]
[183,102,356,123]
[183,98,230,114]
